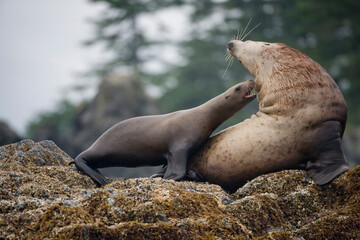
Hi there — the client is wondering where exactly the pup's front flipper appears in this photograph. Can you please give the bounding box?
[150,165,167,178]
[163,147,187,181]
[306,121,349,185]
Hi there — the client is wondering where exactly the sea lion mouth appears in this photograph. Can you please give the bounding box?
[244,86,256,100]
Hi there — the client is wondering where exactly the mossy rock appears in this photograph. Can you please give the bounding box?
[1,140,359,239]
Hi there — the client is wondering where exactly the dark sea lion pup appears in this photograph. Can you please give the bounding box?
[71,80,256,187]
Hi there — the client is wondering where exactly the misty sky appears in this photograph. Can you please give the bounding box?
[0,0,105,134]
[0,1,190,136]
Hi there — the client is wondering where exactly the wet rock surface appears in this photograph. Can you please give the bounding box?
[1,140,359,239]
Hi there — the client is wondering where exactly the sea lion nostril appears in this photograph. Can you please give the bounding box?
[227,42,234,50]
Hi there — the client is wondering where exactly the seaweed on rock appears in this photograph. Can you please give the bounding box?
[0,140,359,239]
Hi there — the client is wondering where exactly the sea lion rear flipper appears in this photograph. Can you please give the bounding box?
[74,156,110,187]
[305,121,349,185]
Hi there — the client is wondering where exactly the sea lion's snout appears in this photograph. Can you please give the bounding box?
[227,40,241,60]
[227,41,234,51]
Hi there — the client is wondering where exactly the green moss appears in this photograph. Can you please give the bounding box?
[30,203,94,239]
[254,231,296,240]
[226,194,287,237]
[152,189,222,219]
[294,166,360,239]
[2,139,360,239]
[235,170,312,198]
[297,214,360,239]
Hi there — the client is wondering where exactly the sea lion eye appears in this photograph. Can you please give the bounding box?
[265,43,270,46]
[235,86,241,92]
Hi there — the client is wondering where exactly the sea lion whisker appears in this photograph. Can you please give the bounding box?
[224,53,230,61]
[239,18,252,40]
[225,53,232,62]
[241,22,261,41]
[236,29,241,40]
[225,56,231,63]
[222,55,234,80]
[229,56,234,68]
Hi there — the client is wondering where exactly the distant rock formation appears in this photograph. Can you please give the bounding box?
[0,120,21,146]
[31,74,162,177]
[1,139,359,239]
[72,74,161,156]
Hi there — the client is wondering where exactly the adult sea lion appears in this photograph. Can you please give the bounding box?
[72,80,256,186]
[188,40,349,192]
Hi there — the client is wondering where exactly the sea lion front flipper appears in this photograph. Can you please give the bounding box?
[163,147,187,181]
[305,121,349,185]
[74,155,110,187]
[150,165,203,182]
[150,165,167,178]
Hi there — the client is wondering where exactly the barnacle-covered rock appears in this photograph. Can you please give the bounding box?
[0,140,359,239]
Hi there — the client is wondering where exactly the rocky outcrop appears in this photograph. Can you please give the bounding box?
[33,74,161,158]
[0,121,21,146]
[71,74,161,156]
[31,74,162,178]
[1,139,359,239]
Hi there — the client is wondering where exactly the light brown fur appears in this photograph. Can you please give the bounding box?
[188,40,348,192]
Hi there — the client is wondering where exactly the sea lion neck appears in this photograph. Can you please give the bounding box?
[195,95,236,130]
[252,77,270,114]
[194,88,247,131]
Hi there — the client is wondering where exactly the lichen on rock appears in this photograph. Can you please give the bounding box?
[0,140,359,239]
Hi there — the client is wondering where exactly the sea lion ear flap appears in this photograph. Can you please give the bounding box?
[305,121,350,185]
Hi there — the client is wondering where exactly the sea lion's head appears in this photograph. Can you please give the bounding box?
[226,40,285,85]
[226,40,345,116]
[223,80,256,109]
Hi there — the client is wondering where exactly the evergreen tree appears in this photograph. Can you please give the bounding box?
[31,0,358,137]
[85,0,183,75]
[155,0,360,128]
[280,0,360,128]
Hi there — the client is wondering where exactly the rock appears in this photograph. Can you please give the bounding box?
[72,74,161,156]
[0,120,21,146]
[31,74,162,178]
[1,140,359,239]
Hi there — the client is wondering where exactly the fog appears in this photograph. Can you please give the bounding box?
[0,0,104,134]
